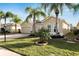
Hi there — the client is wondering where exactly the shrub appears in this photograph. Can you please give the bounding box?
[29,31,38,37]
[65,29,79,41]
[73,29,79,35]
[65,31,75,41]
[37,28,51,42]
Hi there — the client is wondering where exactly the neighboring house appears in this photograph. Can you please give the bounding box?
[21,16,70,35]
[0,23,21,33]
[21,22,32,33]
[76,22,79,29]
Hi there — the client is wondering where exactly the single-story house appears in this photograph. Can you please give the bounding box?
[76,22,79,29]
[21,22,33,34]
[0,23,21,33]
[21,16,70,35]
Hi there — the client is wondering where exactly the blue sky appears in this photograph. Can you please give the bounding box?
[0,3,79,26]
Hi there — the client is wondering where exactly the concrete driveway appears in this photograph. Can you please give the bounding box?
[0,33,29,39]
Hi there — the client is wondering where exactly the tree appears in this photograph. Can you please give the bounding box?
[25,7,46,34]
[72,4,79,14]
[11,15,21,32]
[3,11,14,27]
[41,3,75,35]
[0,11,4,21]
[2,11,14,42]
[0,11,4,31]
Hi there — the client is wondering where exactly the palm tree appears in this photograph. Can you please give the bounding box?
[11,15,21,32]
[2,11,14,42]
[41,3,75,35]
[0,11,4,21]
[4,11,14,28]
[25,7,46,34]
[72,4,79,14]
[0,11,4,31]
[3,11,14,28]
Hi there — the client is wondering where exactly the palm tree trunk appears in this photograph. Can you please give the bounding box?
[32,14,36,34]
[4,16,6,42]
[15,24,17,33]
[0,18,1,32]
[55,9,59,35]
[56,14,58,34]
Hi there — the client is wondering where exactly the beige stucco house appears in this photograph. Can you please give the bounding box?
[21,22,32,33]
[21,16,70,35]
[0,23,21,33]
[76,22,79,29]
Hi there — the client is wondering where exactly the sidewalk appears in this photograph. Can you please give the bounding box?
[0,47,21,56]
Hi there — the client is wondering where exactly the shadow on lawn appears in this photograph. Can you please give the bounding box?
[1,38,79,52]
[48,39,79,52]
[2,42,35,48]
[16,36,39,39]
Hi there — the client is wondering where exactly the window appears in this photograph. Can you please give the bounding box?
[54,26,56,32]
[48,25,51,32]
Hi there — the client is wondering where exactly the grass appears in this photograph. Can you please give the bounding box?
[0,37,79,56]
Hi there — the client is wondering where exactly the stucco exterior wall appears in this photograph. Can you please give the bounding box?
[35,23,43,32]
[21,22,32,33]
[21,17,70,35]
[76,23,79,29]
[77,26,79,29]
[36,17,64,35]
[62,22,70,35]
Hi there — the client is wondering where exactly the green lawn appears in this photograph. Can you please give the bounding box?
[0,37,79,56]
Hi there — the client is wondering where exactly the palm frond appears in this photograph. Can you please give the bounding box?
[12,15,22,24]
[25,7,33,13]
[26,14,32,22]
[35,11,46,17]
[65,3,74,9]
[6,11,14,18]
[49,3,58,14]
[73,4,79,13]
[0,11,4,18]
[41,3,50,12]
[58,3,63,15]
[41,3,77,16]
